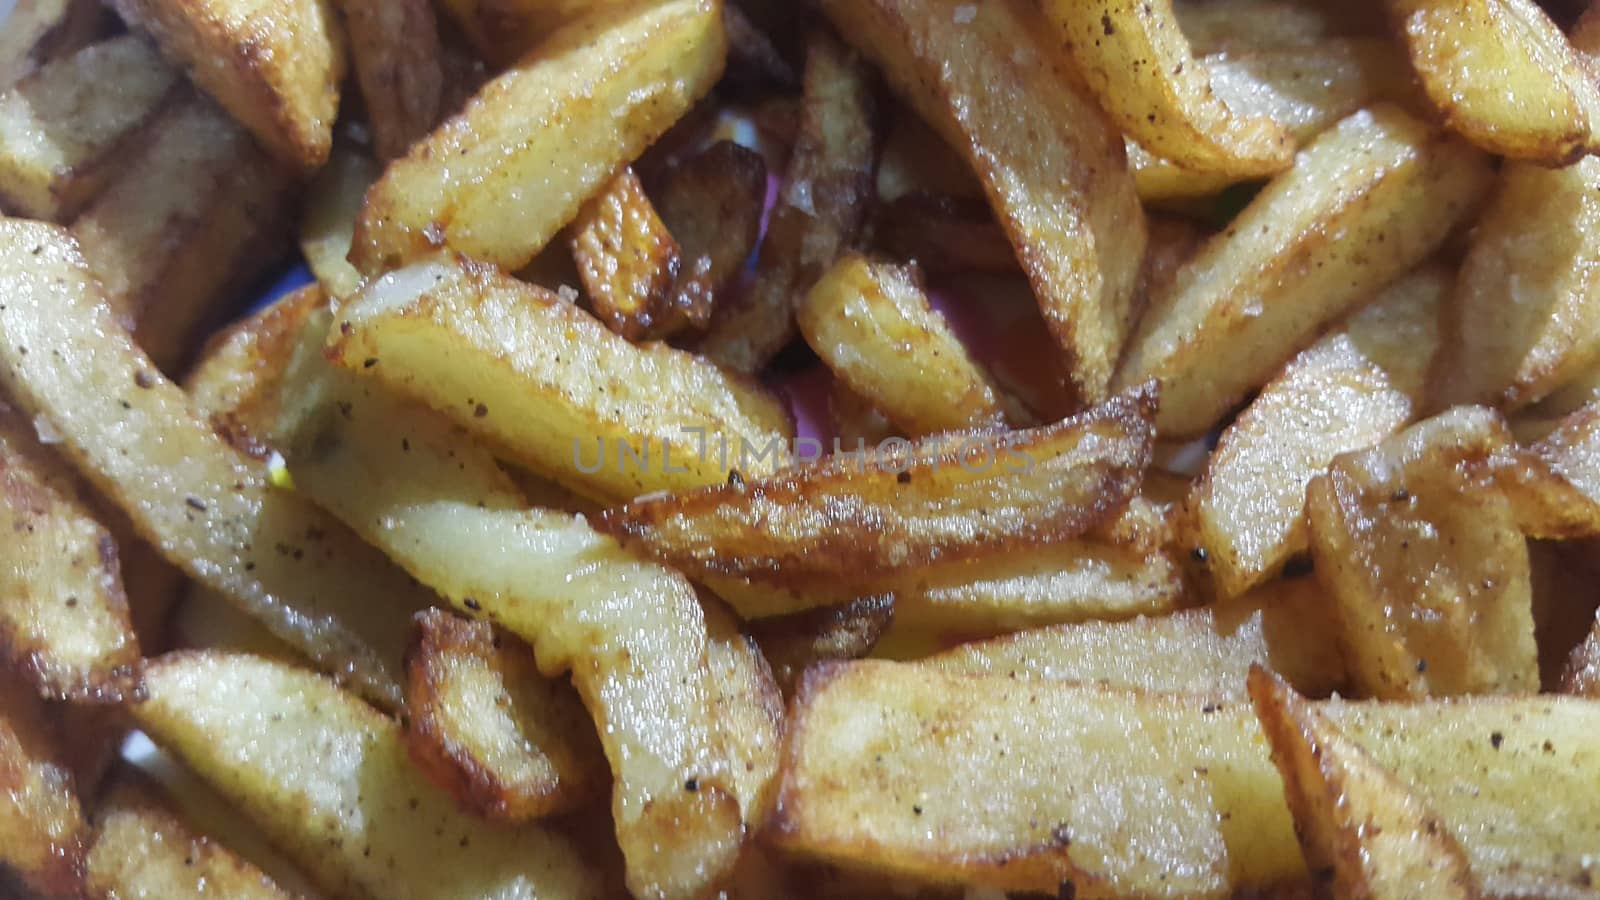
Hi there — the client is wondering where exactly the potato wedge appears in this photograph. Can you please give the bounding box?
[1047,0,1294,177]
[650,139,768,324]
[599,391,1154,592]
[0,0,107,92]
[299,147,378,303]
[0,220,428,709]
[350,0,724,275]
[329,252,792,502]
[928,575,1345,698]
[0,402,139,702]
[404,608,606,823]
[1389,0,1600,164]
[1433,158,1600,411]
[571,167,707,340]
[822,0,1145,401]
[701,595,786,826]
[1115,106,1491,436]
[108,0,344,169]
[134,652,616,899]
[73,89,294,374]
[1249,669,1480,899]
[1187,265,1446,598]
[749,596,895,697]
[798,254,1016,436]
[0,684,87,898]
[698,31,876,373]
[871,193,1019,275]
[1497,404,1600,539]
[1308,407,1538,699]
[334,0,441,162]
[0,34,179,221]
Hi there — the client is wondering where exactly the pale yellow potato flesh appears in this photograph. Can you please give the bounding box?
[1174,0,1380,54]
[298,146,378,303]
[0,0,107,92]
[1497,403,1600,540]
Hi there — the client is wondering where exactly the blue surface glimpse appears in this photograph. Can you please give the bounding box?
[242,261,314,317]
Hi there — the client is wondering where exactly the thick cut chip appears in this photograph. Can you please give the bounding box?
[1433,158,1600,411]
[822,0,1145,400]
[571,167,707,340]
[404,608,606,823]
[748,596,895,697]
[0,220,427,709]
[1389,0,1600,164]
[1115,106,1491,436]
[0,685,87,898]
[333,0,441,162]
[299,147,379,302]
[108,0,344,169]
[134,652,616,899]
[599,392,1154,592]
[350,0,724,275]
[1249,669,1480,899]
[0,35,179,221]
[0,0,107,92]
[1186,266,1446,598]
[1046,0,1294,177]
[329,253,792,502]
[1307,408,1538,699]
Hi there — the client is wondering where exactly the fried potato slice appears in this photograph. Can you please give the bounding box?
[874,110,983,203]
[1497,404,1600,539]
[822,0,1145,401]
[0,220,427,710]
[350,0,724,275]
[0,403,139,702]
[0,0,107,91]
[0,35,179,221]
[1047,0,1294,177]
[85,772,295,900]
[701,595,786,826]
[651,139,768,323]
[928,575,1345,698]
[1389,0,1600,164]
[0,685,87,897]
[1432,158,1600,411]
[1307,407,1538,699]
[571,167,707,340]
[334,0,441,162]
[1186,265,1446,598]
[108,0,344,169]
[749,596,895,697]
[698,31,876,373]
[72,89,294,374]
[134,652,616,899]
[1249,669,1480,899]
[600,391,1154,592]
[330,253,790,501]
[404,608,606,823]
[871,192,1019,275]
[1115,106,1491,436]
[771,661,1600,897]
[798,254,1017,436]
[299,146,378,303]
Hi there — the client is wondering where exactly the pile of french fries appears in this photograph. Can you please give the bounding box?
[6,0,1600,896]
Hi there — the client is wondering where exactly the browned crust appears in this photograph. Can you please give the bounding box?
[872,192,1019,274]
[570,167,698,341]
[0,685,88,898]
[748,596,894,697]
[338,0,443,162]
[650,140,769,331]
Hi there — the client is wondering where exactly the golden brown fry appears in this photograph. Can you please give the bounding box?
[651,139,768,324]
[299,147,378,302]
[1047,0,1294,177]
[871,193,1020,274]
[0,0,108,92]
[403,608,606,824]
[599,391,1154,592]
[1115,106,1491,436]
[1497,403,1600,539]
[1186,266,1446,598]
[0,685,87,898]
[351,0,724,275]
[823,0,1145,401]
[72,89,294,375]
[571,167,706,340]
[748,596,895,697]
[1308,407,1538,699]
[698,31,876,373]
[0,35,179,221]
[108,0,345,170]
[333,0,442,162]
[701,595,786,826]
[0,220,427,710]
[1389,0,1600,164]
[1249,669,1481,899]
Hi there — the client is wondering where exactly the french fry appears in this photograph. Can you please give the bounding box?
[871,193,1020,274]
[0,685,87,898]
[698,31,876,373]
[72,89,294,374]
[874,110,983,203]
[1388,0,1600,164]
[404,608,606,823]
[108,0,345,170]
[1174,0,1381,54]
[650,139,769,326]
[748,596,895,697]
[599,391,1154,593]
[1046,0,1294,178]
[1432,158,1600,411]
[328,252,793,502]
[1496,403,1600,540]
[0,34,179,221]
[1115,106,1492,436]
[822,0,1146,401]
[350,0,725,275]
[0,0,108,92]
[798,254,1018,436]
[333,0,442,162]
[701,595,786,826]
[0,220,428,710]
[0,403,139,703]
[1186,265,1446,598]
[1307,407,1538,699]
[134,652,617,899]
[299,146,378,302]
[1249,669,1480,899]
